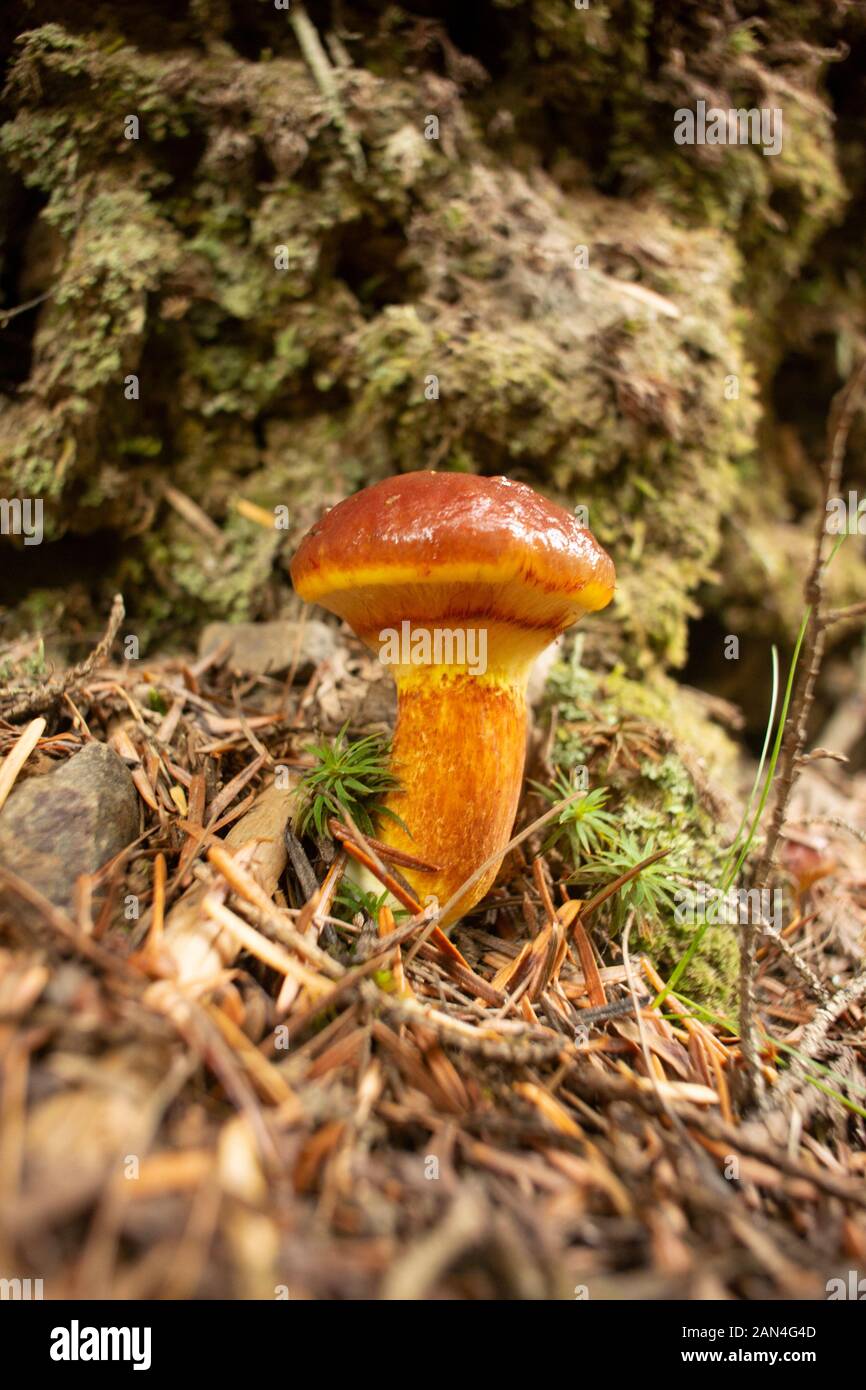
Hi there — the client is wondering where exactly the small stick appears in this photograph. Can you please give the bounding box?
[2,595,125,722]
[824,598,866,627]
[202,894,331,996]
[0,717,46,813]
[328,816,441,873]
[767,930,832,1006]
[576,994,651,1026]
[293,852,346,937]
[768,965,866,1108]
[755,355,866,884]
[284,824,319,901]
[290,1,366,180]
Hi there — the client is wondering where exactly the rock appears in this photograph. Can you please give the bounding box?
[198,619,337,677]
[0,742,139,921]
[352,673,398,730]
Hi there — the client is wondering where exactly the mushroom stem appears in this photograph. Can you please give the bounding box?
[373,622,547,925]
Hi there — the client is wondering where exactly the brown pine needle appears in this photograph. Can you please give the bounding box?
[146,852,167,962]
[328,817,441,873]
[206,842,343,980]
[207,1002,299,1109]
[572,919,606,1008]
[202,895,331,997]
[576,847,671,920]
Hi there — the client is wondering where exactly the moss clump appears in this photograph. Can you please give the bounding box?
[489,1,846,321]
[0,5,860,665]
[542,646,741,1008]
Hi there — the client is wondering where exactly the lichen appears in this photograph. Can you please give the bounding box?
[0,5,860,674]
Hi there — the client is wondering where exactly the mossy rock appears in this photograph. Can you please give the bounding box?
[0,5,861,674]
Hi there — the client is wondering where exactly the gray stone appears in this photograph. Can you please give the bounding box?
[352,674,397,729]
[198,619,337,676]
[0,742,139,919]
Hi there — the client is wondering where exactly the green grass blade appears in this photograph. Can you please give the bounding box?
[719,645,779,890]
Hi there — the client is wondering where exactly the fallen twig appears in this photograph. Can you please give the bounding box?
[290,2,366,180]
[2,595,125,722]
[0,717,46,812]
[769,965,866,1109]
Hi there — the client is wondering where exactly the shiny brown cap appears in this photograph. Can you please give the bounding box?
[291,471,615,637]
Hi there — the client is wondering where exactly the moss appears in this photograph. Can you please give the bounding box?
[509,0,847,321]
[348,178,757,669]
[543,647,741,1007]
[0,5,859,657]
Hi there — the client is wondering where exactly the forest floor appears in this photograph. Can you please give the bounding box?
[2,0,866,1303]
[0,607,864,1301]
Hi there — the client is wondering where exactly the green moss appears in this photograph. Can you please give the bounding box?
[519,0,846,321]
[347,181,757,670]
[543,648,741,1007]
[0,7,856,655]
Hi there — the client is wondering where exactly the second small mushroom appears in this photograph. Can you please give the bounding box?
[291,471,615,925]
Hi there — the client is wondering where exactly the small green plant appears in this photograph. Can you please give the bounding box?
[297,722,403,839]
[569,830,682,926]
[532,773,618,861]
[334,878,390,923]
[657,536,850,1007]
[147,687,168,715]
[0,637,48,685]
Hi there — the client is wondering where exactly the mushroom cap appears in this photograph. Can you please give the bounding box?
[291,471,615,638]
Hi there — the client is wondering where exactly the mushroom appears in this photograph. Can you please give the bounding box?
[291,472,615,925]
